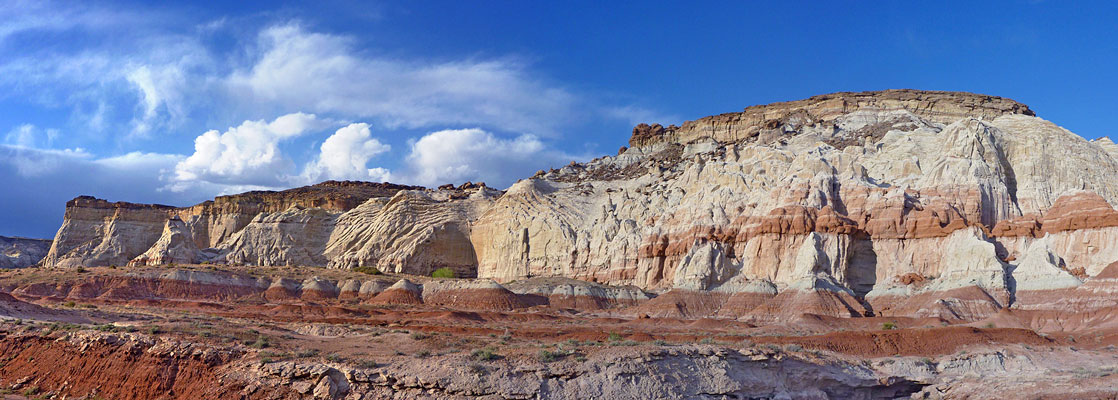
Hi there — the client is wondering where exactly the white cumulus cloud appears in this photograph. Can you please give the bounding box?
[401,128,576,188]
[303,123,392,182]
[170,112,324,191]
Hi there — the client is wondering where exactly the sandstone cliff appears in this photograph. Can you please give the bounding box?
[0,236,51,268]
[40,181,448,269]
[471,89,1118,320]
[38,90,1118,323]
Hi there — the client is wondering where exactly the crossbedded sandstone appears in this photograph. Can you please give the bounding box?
[34,90,1118,324]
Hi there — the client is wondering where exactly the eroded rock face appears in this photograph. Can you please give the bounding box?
[471,90,1118,316]
[324,188,500,276]
[41,181,466,269]
[628,89,1034,147]
[0,236,51,268]
[37,90,1118,321]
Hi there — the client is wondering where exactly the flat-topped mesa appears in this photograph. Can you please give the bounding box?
[66,195,177,211]
[42,181,434,268]
[179,180,424,216]
[629,89,1035,147]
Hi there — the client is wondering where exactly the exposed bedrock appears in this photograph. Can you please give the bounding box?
[0,236,51,268]
[35,90,1118,322]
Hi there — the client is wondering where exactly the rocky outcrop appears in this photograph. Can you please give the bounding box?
[41,181,479,270]
[216,206,338,267]
[35,90,1118,324]
[472,90,1118,320]
[40,196,176,268]
[324,188,499,276]
[0,236,51,268]
[128,217,205,266]
[629,89,1034,147]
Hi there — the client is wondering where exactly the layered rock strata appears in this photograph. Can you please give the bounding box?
[0,236,51,268]
[41,181,491,274]
[470,90,1118,322]
[38,90,1118,323]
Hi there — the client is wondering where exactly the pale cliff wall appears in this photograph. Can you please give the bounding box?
[37,90,1118,319]
[472,91,1118,312]
[0,236,52,268]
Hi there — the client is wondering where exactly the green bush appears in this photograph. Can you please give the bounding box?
[295,349,320,358]
[537,349,562,362]
[353,265,381,275]
[471,347,499,361]
[882,322,897,330]
[431,267,456,278]
[249,336,271,349]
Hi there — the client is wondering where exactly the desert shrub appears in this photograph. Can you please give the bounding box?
[62,301,76,308]
[295,349,320,358]
[249,336,271,349]
[537,349,562,362]
[985,323,996,329]
[147,326,162,335]
[353,265,380,275]
[48,322,80,331]
[75,267,87,273]
[882,322,897,330]
[410,332,429,340]
[22,386,39,396]
[415,350,431,358]
[471,347,499,361]
[652,339,668,346]
[325,353,343,362]
[358,359,377,369]
[785,344,804,352]
[431,267,456,278]
[699,337,714,344]
[607,332,622,342]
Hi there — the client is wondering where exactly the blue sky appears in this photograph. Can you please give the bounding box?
[1,1,1116,238]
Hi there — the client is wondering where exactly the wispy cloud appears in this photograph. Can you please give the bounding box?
[224,24,579,137]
